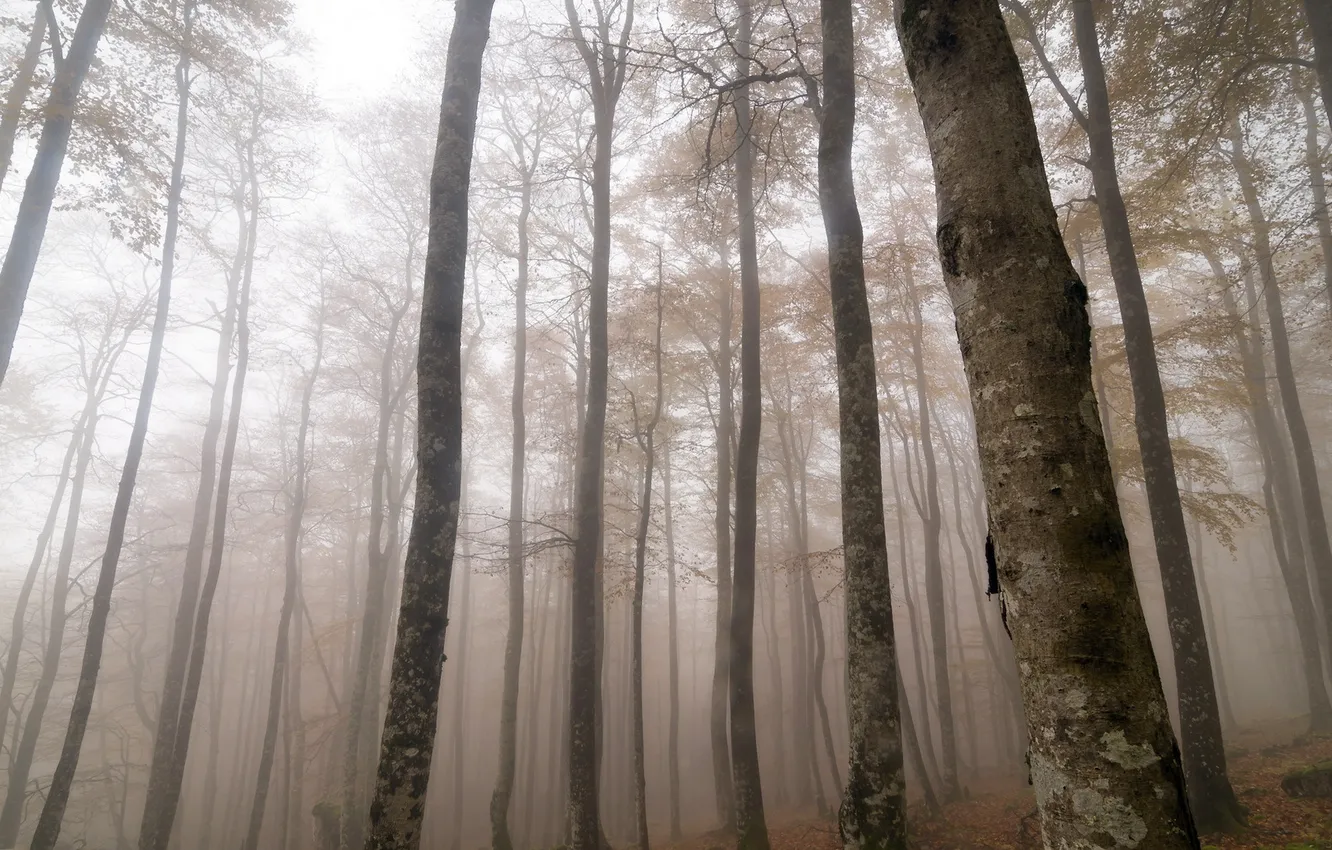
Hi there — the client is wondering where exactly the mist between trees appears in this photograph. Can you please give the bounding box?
[0,0,1328,848]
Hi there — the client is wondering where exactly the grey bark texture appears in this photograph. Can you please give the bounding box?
[816,0,907,844]
[897,0,1201,845]
[359,0,496,842]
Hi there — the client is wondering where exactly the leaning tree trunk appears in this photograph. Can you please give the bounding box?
[491,162,532,850]
[242,298,325,850]
[26,30,184,842]
[0,0,114,388]
[1229,118,1332,700]
[1070,0,1242,830]
[1293,68,1332,313]
[897,0,1200,845]
[360,0,495,842]
[817,3,906,844]
[729,0,769,843]
[0,5,46,193]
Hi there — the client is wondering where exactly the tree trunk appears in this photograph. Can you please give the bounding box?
[243,296,325,850]
[360,0,494,841]
[1293,69,1332,314]
[0,0,114,387]
[492,143,533,850]
[818,5,907,841]
[145,134,259,850]
[629,256,664,850]
[712,241,737,831]
[0,5,46,193]
[1213,254,1332,728]
[902,256,959,801]
[1069,0,1241,829]
[1229,118,1332,724]
[897,0,1200,844]
[663,436,682,840]
[450,515,473,850]
[1303,0,1332,125]
[0,380,102,848]
[26,16,184,834]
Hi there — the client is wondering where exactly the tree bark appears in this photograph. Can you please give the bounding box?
[360,0,494,842]
[1293,68,1332,314]
[0,0,114,387]
[897,0,1200,844]
[712,241,737,830]
[0,5,46,193]
[818,4,907,842]
[1069,0,1241,829]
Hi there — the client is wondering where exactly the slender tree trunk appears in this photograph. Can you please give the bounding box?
[902,258,959,801]
[818,11,906,841]
[1293,69,1332,313]
[1069,0,1241,829]
[243,298,325,850]
[492,153,533,850]
[26,19,184,834]
[360,0,495,840]
[0,404,83,761]
[0,5,46,194]
[898,0,1200,843]
[1303,0,1332,125]
[0,389,101,848]
[1230,119,1332,717]
[711,241,737,831]
[1212,255,1332,727]
[146,142,259,850]
[663,436,682,840]
[0,0,114,387]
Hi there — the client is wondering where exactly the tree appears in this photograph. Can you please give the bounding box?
[561,0,632,846]
[0,4,47,192]
[1302,0,1332,124]
[359,0,497,841]
[0,0,115,388]
[897,0,1201,845]
[817,0,906,844]
[1068,0,1241,828]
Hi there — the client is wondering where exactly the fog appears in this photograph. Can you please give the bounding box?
[0,0,1328,849]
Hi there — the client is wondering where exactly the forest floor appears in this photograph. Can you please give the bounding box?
[669,721,1332,850]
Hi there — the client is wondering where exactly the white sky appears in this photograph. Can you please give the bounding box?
[295,0,437,104]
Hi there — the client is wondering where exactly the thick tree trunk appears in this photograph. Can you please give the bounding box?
[1230,119,1332,716]
[360,0,494,842]
[0,0,114,387]
[1069,1,1241,830]
[818,5,907,842]
[897,0,1200,845]
[243,299,325,850]
[1303,0,1332,125]
[0,6,46,193]
[26,22,184,835]
[663,437,682,840]
[492,151,533,850]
